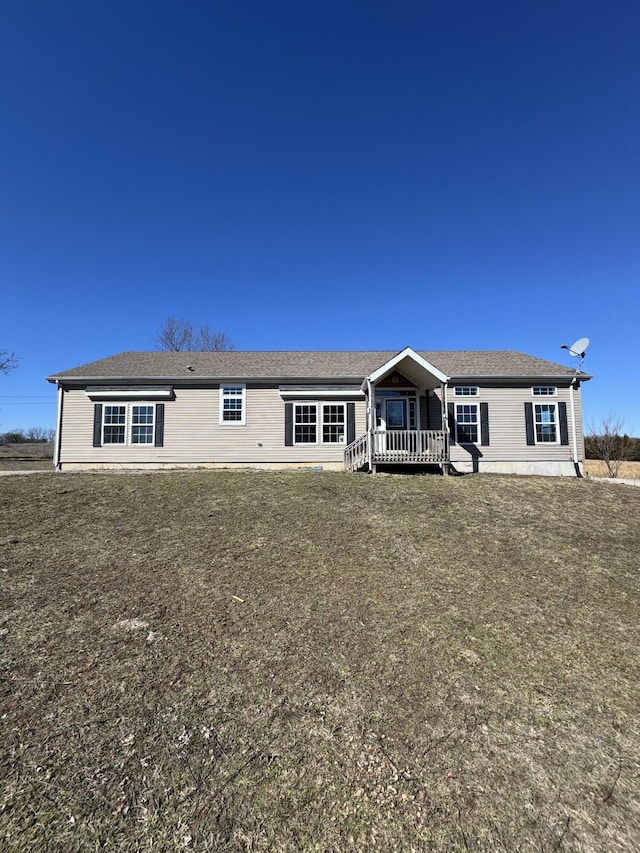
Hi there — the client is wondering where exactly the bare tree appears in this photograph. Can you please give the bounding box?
[26,426,50,442]
[153,317,235,352]
[0,349,18,374]
[194,325,235,352]
[586,413,634,478]
[153,317,196,351]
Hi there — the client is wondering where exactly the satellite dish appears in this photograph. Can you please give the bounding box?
[561,337,590,358]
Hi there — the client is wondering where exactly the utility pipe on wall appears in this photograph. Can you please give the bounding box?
[54,381,63,470]
[569,376,582,477]
[366,377,373,471]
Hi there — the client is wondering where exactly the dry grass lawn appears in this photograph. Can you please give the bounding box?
[0,442,54,471]
[1,470,638,851]
[583,459,640,480]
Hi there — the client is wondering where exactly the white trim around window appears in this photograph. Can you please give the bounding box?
[534,403,559,443]
[219,384,246,425]
[103,404,155,446]
[293,402,347,445]
[532,386,557,396]
[455,403,479,443]
[454,386,479,397]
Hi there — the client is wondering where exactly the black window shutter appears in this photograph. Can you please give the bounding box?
[447,402,456,444]
[93,404,103,447]
[480,402,490,446]
[346,403,356,444]
[284,403,293,446]
[154,403,165,447]
[558,402,569,445]
[524,402,535,445]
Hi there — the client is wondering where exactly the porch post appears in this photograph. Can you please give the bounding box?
[367,378,375,473]
[441,381,450,476]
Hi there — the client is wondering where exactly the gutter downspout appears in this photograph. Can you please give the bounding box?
[54,381,63,471]
[569,376,582,478]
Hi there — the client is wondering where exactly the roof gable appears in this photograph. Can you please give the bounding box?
[367,347,448,390]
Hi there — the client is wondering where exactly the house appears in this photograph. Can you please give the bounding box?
[46,347,591,476]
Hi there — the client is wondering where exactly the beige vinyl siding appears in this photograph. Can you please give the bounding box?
[59,386,366,466]
[434,384,585,463]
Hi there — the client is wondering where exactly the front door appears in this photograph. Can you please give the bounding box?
[375,398,408,453]
[385,399,407,430]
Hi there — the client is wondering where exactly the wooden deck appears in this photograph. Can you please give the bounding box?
[345,430,448,471]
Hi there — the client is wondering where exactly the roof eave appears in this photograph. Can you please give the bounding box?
[48,373,370,384]
[446,372,593,383]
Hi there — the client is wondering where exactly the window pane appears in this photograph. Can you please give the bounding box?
[386,400,406,428]
[130,405,154,444]
[131,426,153,444]
[322,405,345,443]
[103,406,126,444]
[535,404,557,442]
[295,405,317,443]
[221,386,244,422]
[104,406,125,424]
[456,404,478,443]
[132,405,153,424]
[408,399,417,430]
[103,426,125,444]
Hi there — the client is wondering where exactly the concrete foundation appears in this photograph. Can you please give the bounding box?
[448,459,583,477]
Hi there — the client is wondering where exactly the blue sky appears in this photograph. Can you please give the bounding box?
[1,1,639,434]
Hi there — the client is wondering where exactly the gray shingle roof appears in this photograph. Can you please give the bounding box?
[47,349,587,382]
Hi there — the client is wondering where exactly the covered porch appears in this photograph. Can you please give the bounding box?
[344,429,448,471]
[344,347,451,473]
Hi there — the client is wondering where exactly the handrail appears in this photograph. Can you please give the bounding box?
[344,430,448,470]
[372,430,448,463]
[344,433,369,472]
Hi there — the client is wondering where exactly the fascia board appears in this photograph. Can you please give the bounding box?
[447,373,593,383]
[51,374,368,385]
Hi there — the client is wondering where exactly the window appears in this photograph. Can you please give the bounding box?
[532,386,556,396]
[220,385,246,425]
[454,386,479,397]
[294,404,317,443]
[456,404,479,443]
[534,404,557,443]
[322,404,346,443]
[103,405,126,444]
[285,402,354,447]
[102,404,155,445]
[292,403,347,444]
[131,405,154,444]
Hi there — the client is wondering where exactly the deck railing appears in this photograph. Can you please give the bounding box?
[344,430,448,470]
[344,433,369,472]
[373,429,447,463]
